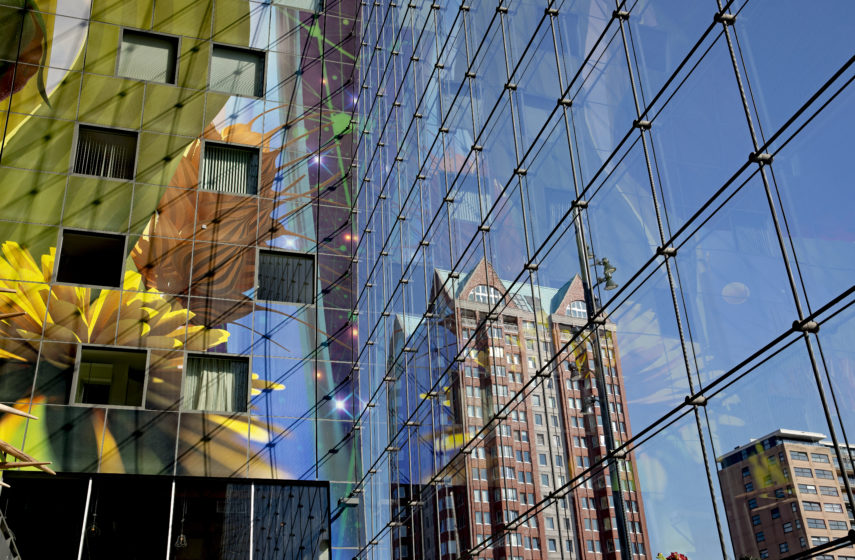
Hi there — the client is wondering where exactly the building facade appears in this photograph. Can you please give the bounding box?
[0,0,360,557]
[718,430,855,560]
[0,0,853,558]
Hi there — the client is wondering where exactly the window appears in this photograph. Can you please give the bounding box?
[201,142,260,194]
[811,453,830,463]
[257,250,314,304]
[820,485,839,496]
[798,483,817,494]
[815,468,834,479]
[57,230,126,288]
[755,531,765,542]
[118,29,178,83]
[566,300,587,318]
[803,501,821,511]
[751,514,761,526]
[790,450,809,461]
[824,502,843,513]
[182,355,249,412]
[794,467,813,477]
[782,522,792,533]
[811,536,830,546]
[806,518,826,529]
[75,347,146,407]
[744,482,754,492]
[210,44,265,97]
[748,498,758,509]
[74,125,138,180]
[742,466,751,477]
[548,539,557,552]
[829,520,848,530]
[468,284,503,305]
[770,507,780,519]
[759,549,768,559]
[778,543,789,554]
[775,488,786,498]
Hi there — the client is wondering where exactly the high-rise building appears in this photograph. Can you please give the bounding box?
[718,430,855,560]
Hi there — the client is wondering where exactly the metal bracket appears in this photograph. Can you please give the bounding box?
[714,12,736,25]
[749,152,773,165]
[657,246,677,257]
[685,394,708,407]
[792,319,819,334]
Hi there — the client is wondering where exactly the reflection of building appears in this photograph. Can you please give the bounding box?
[718,430,855,559]
[387,259,650,559]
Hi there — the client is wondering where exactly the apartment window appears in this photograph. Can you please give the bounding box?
[75,347,146,407]
[794,467,812,477]
[824,502,844,513]
[182,355,249,412]
[755,531,765,542]
[566,300,587,318]
[751,514,761,526]
[820,485,839,496]
[57,230,125,288]
[811,536,830,546]
[118,29,178,83]
[811,453,830,463]
[745,482,754,492]
[798,484,817,494]
[201,142,260,195]
[742,466,751,477]
[778,543,789,554]
[748,498,758,509]
[790,450,809,461]
[803,501,821,511]
[782,522,792,533]
[759,550,768,559]
[74,125,137,180]
[210,44,265,97]
[806,518,826,529]
[775,488,786,498]
[257,250,314,304]
[815,468,834,479]
[548,539,557,552]
[829,520,848,530]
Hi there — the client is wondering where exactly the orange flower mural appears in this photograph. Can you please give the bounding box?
[131,112,336,325]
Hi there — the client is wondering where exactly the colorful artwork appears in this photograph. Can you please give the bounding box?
[0,0,359,523]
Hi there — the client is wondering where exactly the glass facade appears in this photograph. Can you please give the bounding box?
[0,0,853,558]
[354,1,855,560]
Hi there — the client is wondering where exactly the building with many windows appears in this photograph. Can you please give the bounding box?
[718,430,855,560]
[0,0,854,558]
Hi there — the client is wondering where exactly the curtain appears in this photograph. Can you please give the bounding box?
[117,31,177,84]
[183,357,249,412]
[210,46,264,97]
[203,143,259,194]
[74,127,137,180]
[257,251,314,304]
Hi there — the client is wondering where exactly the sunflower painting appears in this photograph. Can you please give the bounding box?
[0,0,358,488]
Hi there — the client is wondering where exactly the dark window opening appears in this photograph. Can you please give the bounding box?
[57,230,125,287]
[76,347,146,407]
[257,250,314,304]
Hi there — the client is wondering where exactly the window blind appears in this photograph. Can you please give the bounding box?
[210,45,264,97]
[257,251,314,304]
[202,143,259,194]
[73,126,137,180]
[118,30,177,84]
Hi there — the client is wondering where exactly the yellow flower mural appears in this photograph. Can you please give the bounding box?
[0,241,229,367]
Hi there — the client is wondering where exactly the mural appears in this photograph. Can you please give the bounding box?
[0,0,360,525]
